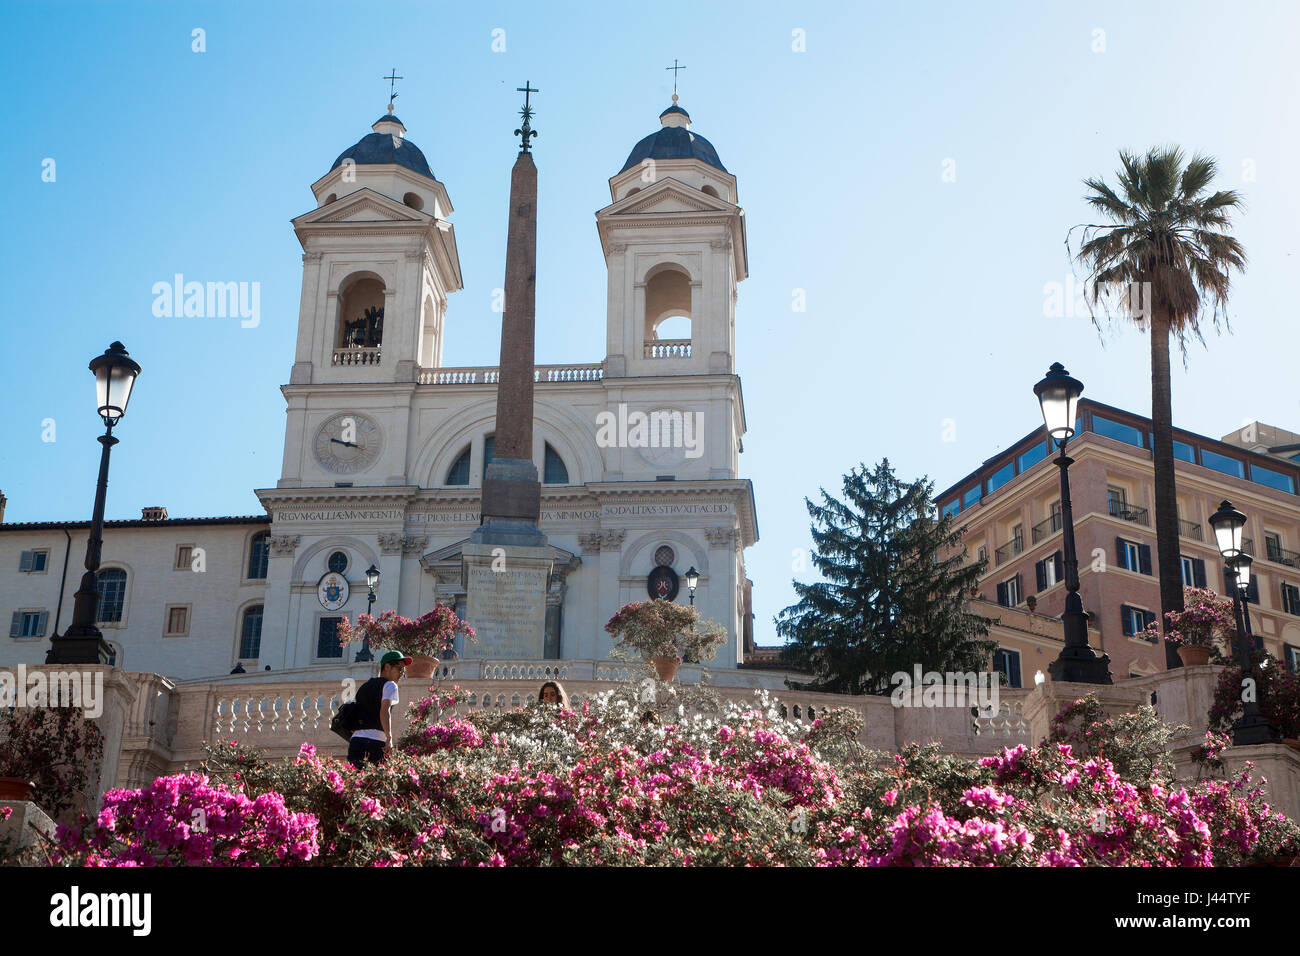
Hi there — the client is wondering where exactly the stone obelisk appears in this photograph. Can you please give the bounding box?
[463,82,554,659]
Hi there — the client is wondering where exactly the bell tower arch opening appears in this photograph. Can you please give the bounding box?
[335,273,385,350]
[644,263,692,345]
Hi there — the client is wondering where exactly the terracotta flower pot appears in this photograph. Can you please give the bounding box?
[406,655,439,680]
[650,656,681,681]
[0,777,35,802]
[1177,645,1212,667]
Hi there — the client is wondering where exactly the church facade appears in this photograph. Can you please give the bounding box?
[1,99,760,681]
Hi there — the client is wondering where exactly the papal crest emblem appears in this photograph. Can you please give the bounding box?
[317,571,350,610]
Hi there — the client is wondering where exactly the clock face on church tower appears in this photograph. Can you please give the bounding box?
[313,413,383,474]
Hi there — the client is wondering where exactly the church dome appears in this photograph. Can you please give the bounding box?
[330,111,435,179]
[619,100,728,174]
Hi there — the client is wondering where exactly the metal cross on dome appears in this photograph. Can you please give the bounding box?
[665,58,686,95]
[384,68,403,108]
[515,81,539,152]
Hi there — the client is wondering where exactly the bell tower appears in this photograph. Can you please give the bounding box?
[287,105,463,389]
[596,97,747,378]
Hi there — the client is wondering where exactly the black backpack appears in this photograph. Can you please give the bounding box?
[330,701,359,741]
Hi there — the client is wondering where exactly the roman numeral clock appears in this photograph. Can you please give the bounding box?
[313,412,383,474]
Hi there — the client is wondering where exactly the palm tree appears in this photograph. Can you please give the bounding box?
[1071,147,1245,669]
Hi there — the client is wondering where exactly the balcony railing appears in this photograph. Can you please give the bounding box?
[643,339,691,359]
[1265,542,1300,568]
[994,537,1025,566]
[332,346,381,366]
[417,363,604,385]
[1109,502,1150,525]
[1178,519,1203,542]
[1242,537,1255,557]
[1031,514,1062,544]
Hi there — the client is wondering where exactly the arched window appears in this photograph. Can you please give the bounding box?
[240,606,263,660]
[644,265,692,343]
[445,445,471,485]
[484,434,495,468]
[402,192,424,211]
[701,184,720,198]
[247,531,270,579]
[543,443,569,484]
[95,569,127,623]
[337,276,385,349]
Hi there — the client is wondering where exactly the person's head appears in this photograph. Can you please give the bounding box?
[538,681,568,707]
[379,650,411,681]
[639,710,661,726]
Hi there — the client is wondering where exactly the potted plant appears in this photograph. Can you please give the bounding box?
[338,605,476,679]
[604,599,727,680]
[0,705,104,819]
[1141,586,1236,667]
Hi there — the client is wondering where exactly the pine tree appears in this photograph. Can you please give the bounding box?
[776,459,997,695]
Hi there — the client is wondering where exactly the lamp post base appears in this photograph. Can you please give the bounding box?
[1233,713,1280,747]
[45,633,113,665]
[1048,645,1113,684]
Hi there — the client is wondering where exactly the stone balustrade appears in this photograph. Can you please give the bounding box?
[332,346,382,366]
[417,364,603,385]
[643,339,691,359]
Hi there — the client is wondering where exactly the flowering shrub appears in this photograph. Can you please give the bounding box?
[46,684,1300,867]
[0,705,104,822]
[604,599,727,664]
[1138,586,1236,649]
[337,605,476,659]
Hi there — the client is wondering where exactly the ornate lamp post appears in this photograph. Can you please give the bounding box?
[1209,500,1278,745]
[46,343,141,665]
[354,563,381,662]
[1033,362,1111,683]
[684,566,700,606]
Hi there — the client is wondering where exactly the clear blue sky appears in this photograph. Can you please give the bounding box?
[4,1,1298,646]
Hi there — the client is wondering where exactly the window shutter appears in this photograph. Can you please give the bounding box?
[19,550,33,572]
[996,581,1008,607]
[1116,537,1126,571]
[1009,654,1021,688]
[1054,551,1063,581]
[1246,577,1259,604]
[36,611,48,636]
[1120,605,1133,636]
[1035,559,1047,592]
[1138,544,1153,575]
[9,612,22,637]
[1014,573,1023,603]
[1193,558,1207,588]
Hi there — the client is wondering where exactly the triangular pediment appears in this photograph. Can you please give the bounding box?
[293,188,428,227]
[608,178,732,216]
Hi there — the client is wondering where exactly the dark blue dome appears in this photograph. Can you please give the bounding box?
[620,125,727,174]
[330,130,434,179]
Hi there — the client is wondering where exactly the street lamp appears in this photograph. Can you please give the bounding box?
[1210,502,1277,745]
[46,342,141,665]
[355,563,381,662]
[684,566,699,606]
[1033,363,1111,683]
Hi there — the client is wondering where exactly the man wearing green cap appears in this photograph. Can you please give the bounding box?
[347,650,410,769]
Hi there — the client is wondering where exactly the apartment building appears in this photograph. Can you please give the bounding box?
[937,399,1300,682]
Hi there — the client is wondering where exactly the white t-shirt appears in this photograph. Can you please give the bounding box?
[352,680,399,742]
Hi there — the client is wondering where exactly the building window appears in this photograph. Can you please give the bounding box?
[1265,532,1284,564]
[988,461,1016,494]
[1035,551,1063,591]
[1285,643,1300,672]
[993,648,1022,688]
[240,606,263,659]
[165,606,189,636]
[1017,442,1049,472]
[1121,605,1158,639]
[942,500,960,518]
[997,574,1022,607]
[977,545,987,564]
[1180,556,1206,588]
[1092,416,1145,448]
[1117,538,1151,575]
[247,531,270,579]
[484,434,496,469]
[327,551,348,574]
[1200,449,1245,479]
[9,610,48,638]
[543,443,569,484]
[1171,440,1196,463]
[1107,486,1128,516]
[317,617,344,658]
[962,486,981,509]
[445,446,471,485]
[18,550,48,573]
[96,569,127,623]
[1282,584,1300,616]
